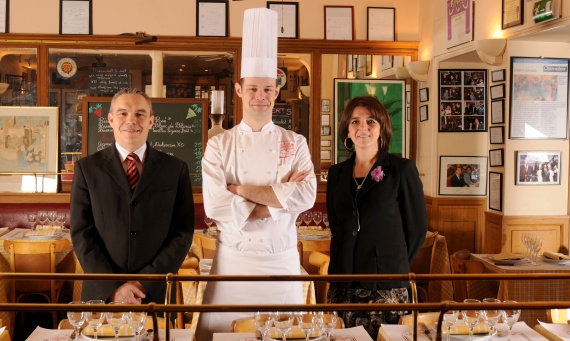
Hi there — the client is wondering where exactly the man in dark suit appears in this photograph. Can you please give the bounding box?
[451,167,465,187]
[70,88,194,305]
[519,156,534,182]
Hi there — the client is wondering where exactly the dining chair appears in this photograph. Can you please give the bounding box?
[4,238,71,329]
[450,249,499,301]
[298,238,331,273]
[546,308,570,323]
[176,266,199,329]
[308,251,330,304]
[193,232,217,259]
[409,231,439,302]
[398,311,440,325]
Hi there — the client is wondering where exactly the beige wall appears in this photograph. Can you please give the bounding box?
[10,0,420,40]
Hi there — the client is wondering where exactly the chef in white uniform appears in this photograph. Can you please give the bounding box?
[197,7,317,341]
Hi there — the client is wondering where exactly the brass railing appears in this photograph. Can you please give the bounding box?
[1,272,570,341]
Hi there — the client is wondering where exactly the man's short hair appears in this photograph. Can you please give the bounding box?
[110,88,153,114]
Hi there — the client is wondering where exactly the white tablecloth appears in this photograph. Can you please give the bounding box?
[25,326,193,341]
[213,326,373,341]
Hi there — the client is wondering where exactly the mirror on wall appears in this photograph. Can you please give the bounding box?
[319,53,412,174]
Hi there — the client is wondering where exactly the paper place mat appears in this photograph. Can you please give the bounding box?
[298,230,331,237]
[543,251,570,261]
[25,326,72,341]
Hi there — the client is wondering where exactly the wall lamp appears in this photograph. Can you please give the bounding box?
[394,66,411,80]
[474,38,507,66]
[405,61,430,82]
[0,83,8,94]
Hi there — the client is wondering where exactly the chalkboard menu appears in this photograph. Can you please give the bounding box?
[89,67,130,95]
[272,103,293,130]
[81,97,208,186]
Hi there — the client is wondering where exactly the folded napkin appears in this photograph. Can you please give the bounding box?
[36,225,65,230]
[449,323,489,335]
[298,230,331,237]
[24,229,62,237]
[543,251,570,260]
[489,252,523,261]
[82,325,134,337]
[267,326,321,339]
[298,226,323,231]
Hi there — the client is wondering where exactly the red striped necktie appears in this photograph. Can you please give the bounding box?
[126,153,140,191]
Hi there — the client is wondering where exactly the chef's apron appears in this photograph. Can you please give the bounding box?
[196,243,303,341]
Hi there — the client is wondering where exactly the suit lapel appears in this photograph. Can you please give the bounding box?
[100,147,132,194]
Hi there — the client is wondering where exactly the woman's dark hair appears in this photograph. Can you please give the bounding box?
[338,96,392,154]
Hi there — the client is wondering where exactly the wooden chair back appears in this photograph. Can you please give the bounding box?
[409,231,438,302]
[308,251,330,303]
[193,233,217,259]
[450,249,499,301]
[4,238,71,329]
[176,265,199,329]
[399,311,440,325]
[547,308,570,323]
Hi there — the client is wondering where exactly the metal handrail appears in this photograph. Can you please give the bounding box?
[1,272,570,341]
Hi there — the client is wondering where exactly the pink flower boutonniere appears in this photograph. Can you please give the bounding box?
[371,166,385,182]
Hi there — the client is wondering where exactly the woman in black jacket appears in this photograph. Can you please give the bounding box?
[326,96,428,339]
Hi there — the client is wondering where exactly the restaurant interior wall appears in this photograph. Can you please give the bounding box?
[9,0,420,41]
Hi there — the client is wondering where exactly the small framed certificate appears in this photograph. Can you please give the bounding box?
[59,0,92,35]
[490,126,504,145]
[197,0,228,37]
[489,148,504,167]
[367,7,395,41]
[489,172,503,211]
[0,0,8,33]
[324,6,354,40]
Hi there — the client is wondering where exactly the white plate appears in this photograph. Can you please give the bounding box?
[298,235,331,240]
[23,234,61,240]
[81,329,134,340]
[542,256,570,265]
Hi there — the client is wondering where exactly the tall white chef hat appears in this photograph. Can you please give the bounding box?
[241,8,278,79]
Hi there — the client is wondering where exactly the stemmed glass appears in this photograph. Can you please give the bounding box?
[27,213,37,230]
[67,301,85,341]
[316,311,338,341]
[106,302,127,341]
[501,300,521,341]
[253,311,273,341]
[204,215,214,230]
[296,311,316,341]
[56,213,67,228]
[127,311,147,341]
[482,298,502,341]
[303,212,313,228]
[461,299,481,341]
[47,211,58,225]
[322,214,329,229]
[312,212,322,229]
[85,300,105,341]
[295,215,303,230]
[37,211,48,227]
[442,301,458,341]
[274,311,294,341]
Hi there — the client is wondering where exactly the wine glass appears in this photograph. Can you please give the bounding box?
[253,311,273,341]
[47,210,58,225]
[303,212,313,228]
[501,300,521,341]
[204,214,214,231]
[37,210,48,227]
[312,211,322,229]
[322,214,329,229]
[106,302,127,341]
[127,311,147,341]
[67,301,86,341]
[56,212,67,228]
[316,311,338,341]
[27,213,37,230]
[442,301,458,341]
[85,300,105,341]
[273,311,294,341]
[295,215,303,230]
[461,299,481,341]
[482,298,502,341]
[296,311,316,341]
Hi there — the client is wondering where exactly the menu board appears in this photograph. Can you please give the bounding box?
[272,103,293,130]
[89,67,130,95]
[81,97,208,186]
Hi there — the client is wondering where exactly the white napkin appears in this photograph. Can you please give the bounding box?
[25,326,71,341]
[538,320,570,341]
[331,325,374,341]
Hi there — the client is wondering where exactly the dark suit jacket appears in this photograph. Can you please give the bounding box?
[70,144,195,303]
[326,152,427,289]
[451,174,464,187]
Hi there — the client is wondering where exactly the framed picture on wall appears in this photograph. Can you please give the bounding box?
[420,105,428,122]
[489,148,504,167]
[509,57,569,139]
[196,0,229,37]
[502,0,523,29]
[491,69,506,82]
[490,84,505,99]
[324,6,354,40]
[60,0,92,35]
[439,156,488,196]
[446,0,473,48]
[334,78,405,162]
[0,0,8,33]
[515,150,561,185]
[491,99,504,124]
[267,2,299,39]
[490,126,504,144]
[438,69,487,132]
[419,88,429,102]
[367,7,395,41]
[489,172,503,211]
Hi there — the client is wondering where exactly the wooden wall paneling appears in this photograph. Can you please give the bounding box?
[484,211,503,254]
[502,215,569,254]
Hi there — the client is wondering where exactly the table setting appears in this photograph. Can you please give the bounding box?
[213,325,373,341]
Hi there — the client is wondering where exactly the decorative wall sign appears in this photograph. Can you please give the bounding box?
[56,57,78,79]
